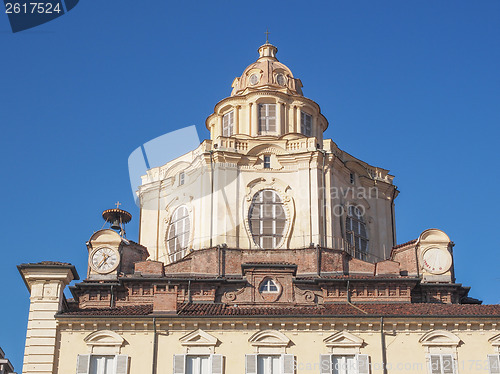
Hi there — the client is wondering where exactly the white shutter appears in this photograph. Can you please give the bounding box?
[174,354,186,374]
[488,355,500,374]
[115,355,129,374]
[319,355,331,374]
[211,354,223,374]
[281,354,294,374]
[357,354,370,374]
[76,354,90,374]
[245,354,258,374]
[429,355,441,374]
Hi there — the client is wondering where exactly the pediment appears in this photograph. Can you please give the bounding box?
[419,229,451,244]
[249,330,291,347]
[247,144,286,156]
[489,333,500,347]
[419,330,461,347]
[323,330,364,348]
[84,330,124,347]
[180,329,218,347]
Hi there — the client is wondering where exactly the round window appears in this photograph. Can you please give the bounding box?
[276,73,286,86]
[249,74,259,86]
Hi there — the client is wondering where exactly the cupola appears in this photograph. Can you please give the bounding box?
[205,40,328,141]
[230,42,303,97]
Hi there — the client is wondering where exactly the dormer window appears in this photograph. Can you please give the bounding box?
[259,278,279,293]
[300,111,312,136]
[258,104,276,134]
[263,155,271,169]
[179,172,185,186]
[223,111,234,137]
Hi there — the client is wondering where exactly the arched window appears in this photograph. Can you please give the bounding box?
[167,206,190,256]
[259,278,279,293]
[249,189,286,248]
[345,205,368,260]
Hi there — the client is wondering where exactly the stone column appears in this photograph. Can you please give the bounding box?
[295,106,301,134]
[251,102,258,136]
[277,102,283,136]
[18,263,78,374]
[234,105,240,134]
[217,113,223,138]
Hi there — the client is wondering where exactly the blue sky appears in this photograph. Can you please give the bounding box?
[1,0,499,370]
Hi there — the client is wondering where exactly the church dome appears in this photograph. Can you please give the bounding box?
[230,43,303,97]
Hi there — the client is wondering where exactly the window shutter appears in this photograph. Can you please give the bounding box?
[76,354,90,374]
[319,355,331,374]
[211,354,223,374]
[281,354,294,374]
[115,355,129,374]
[173,354,186,374]
[245,354,258,374]
[442,355,455,374]
[488,355,500,374]
[357,354,370,374]
[429,355,441,374]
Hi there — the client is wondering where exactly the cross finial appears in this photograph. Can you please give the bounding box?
[265,29,270,44]
[115,201,121,209]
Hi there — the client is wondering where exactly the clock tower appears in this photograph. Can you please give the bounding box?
[86,206,148,280]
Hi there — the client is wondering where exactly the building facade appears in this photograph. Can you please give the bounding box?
[19,42,500,374]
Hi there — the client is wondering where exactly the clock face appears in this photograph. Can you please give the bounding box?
[422,247,452,275]
[249,74,259,86]
[89,247,119,274]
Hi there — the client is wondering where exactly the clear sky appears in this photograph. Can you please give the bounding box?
[1,0,499,370]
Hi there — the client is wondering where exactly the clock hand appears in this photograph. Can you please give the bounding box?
[98,254,110,268]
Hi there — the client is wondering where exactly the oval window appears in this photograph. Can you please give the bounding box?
[249,189,286,248]
[166,205,190,256]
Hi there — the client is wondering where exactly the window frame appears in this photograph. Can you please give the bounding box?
[76,354,129,374]
[488,355,500,374]
[259,278,279,293]
[245,354,294,374]
[300,111,312,137]
[258,104,277,134]
[223,111,234,137]
[263,155,271,169]
[427,354,456,374]
[249,189,287,249]
[345,205,368,260]
[320,354,370,374]
[173,354,223,374]
[166,205,191,258]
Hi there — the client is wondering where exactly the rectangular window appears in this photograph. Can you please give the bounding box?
[429,354,456,374]
[488,355,500,374]
[320,354,369,374]
[258,104,276,134]
[264,155,271,169]
[245,354,294,374]
[223,111,234,136]
[76,355,129,374]
[90,356,115,374]
[186,356,210,374]
[179,172,185,186]
[174,354,223,374]
[300,111,312,136]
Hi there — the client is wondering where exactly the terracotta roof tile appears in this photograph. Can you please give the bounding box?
[59,303,500,317]
[392,239,417,250]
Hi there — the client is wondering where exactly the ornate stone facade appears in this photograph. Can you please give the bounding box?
[18,42,500,374]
